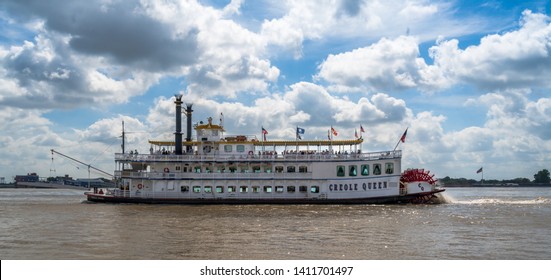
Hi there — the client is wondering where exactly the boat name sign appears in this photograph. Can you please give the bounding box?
[329,183,362,191]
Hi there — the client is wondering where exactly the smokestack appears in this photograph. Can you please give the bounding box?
[174,95,183,155]
[185,104,193,153]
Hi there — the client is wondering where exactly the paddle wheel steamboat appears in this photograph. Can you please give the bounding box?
[85,96,444,204]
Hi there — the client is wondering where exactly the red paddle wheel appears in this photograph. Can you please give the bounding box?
[400,169,440,203]
[400,168,437,185]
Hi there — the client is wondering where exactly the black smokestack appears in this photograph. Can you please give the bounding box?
[185,104,193,153]
[174,95,183,155]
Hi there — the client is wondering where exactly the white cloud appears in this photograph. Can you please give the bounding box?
[317,36,448,92]
[430,10,551,90]
[317,10,551,94]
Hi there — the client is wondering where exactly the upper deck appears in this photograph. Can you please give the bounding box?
[115,150,402,163]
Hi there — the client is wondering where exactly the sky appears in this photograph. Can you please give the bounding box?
[1,0,551,182]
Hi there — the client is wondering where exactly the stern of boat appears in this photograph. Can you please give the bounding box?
[400,168,444,203]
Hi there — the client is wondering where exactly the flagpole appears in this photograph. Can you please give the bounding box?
[295,126,298,154]
[481,168,484,185]
[392,139,401,152]
[393,127,408,152]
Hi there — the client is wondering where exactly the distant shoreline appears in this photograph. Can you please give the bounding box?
[0,182,89,190]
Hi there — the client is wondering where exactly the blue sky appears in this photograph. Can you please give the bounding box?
[1,0,551,182]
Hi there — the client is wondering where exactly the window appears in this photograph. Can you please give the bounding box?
[204,186,212,193]
[180,186,189,192]
[265,166,272,173]
[287,166,296,173]
[236,145,245,152]
[299,166,307,173]
[264,186,272,193]
[275,186,284,193]
[175,166,181,171]
[287,186,295,193]
[228,186,236,193]
[193,186,201,193]
[299,186,308,192]
[349,165,357,176]
[224,145,232,152]
[373,164,382,175]
[275,166,284,173]
[252,186,260,193]
[337,165,345,177]
[385,163,394,174]
[361,164,369,176]
[253,166,261,173]
[229,166,237,173]
[216,186,224,193]
[240,186,248,193]
[311,186,320,193]
[194,166,201,173]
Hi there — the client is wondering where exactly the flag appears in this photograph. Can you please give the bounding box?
[476,167,483,174]
[331,126,338,136]
[296,127,305,140]
[262,127,268,141]
[360,125,365,133]
[400,128,408,143]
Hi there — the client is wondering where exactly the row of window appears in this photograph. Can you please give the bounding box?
[172,165,309,173]
[223,144,246,153]
[180,185,320,194]
[337,163,394,177]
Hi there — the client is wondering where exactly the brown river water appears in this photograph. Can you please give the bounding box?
[1,187,550,260]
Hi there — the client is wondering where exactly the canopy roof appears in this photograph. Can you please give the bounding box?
[148,139,363,147]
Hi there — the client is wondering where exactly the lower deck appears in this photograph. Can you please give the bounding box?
[86,188,444,204]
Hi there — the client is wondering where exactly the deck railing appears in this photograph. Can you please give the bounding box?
[114,150,401,163]
[114,170,314,180]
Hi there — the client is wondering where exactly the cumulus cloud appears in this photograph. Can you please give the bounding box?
[429,10,551,90]
[260,0,479,59]
[317,36,447,92]
[0,0,281,109]
[3,0,200,71]
[317,10,551,94]
[144,82,413,141]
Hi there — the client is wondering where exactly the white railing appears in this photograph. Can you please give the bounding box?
[114,170,313,180]
[114,150,401,162]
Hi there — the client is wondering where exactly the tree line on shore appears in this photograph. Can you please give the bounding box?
[440,169,551,186]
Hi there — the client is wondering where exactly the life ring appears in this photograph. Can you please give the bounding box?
[248,151,254,156]
[164,167,169,173]
[137,184,143,189]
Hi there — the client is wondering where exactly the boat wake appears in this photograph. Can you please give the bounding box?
[428,192,453,204]
[436,192,550,205]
